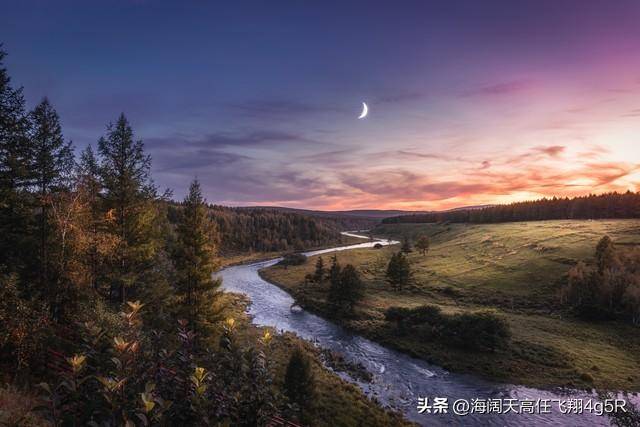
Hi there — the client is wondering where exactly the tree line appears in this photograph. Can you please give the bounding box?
[202,206,342,254]
[383,192,640,224]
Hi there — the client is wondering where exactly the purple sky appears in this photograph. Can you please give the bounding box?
[2,0,640,209]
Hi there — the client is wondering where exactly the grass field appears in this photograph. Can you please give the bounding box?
[260,220,640,391]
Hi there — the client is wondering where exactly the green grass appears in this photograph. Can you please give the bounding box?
[260,219,640,391]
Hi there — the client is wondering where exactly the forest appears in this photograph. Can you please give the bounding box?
[201,206,342,254]
[0,47,407,426]
[383,192,640,224]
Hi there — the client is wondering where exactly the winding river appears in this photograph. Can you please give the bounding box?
[218,234,631,426]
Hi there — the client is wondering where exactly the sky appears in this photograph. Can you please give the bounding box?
[2,0,640,211]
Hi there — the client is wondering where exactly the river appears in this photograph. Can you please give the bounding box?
[218,234,631,426]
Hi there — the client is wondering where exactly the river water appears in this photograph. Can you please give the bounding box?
[218,234,632,426]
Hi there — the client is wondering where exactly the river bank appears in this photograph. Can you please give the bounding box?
[259,223,640,393]
[218,291,413,427]
[218,236,636,426]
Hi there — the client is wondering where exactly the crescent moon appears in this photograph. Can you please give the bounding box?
[358,102,368,119]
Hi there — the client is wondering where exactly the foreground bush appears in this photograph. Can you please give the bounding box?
[31,301,282,426]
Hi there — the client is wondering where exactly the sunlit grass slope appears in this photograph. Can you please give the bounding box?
[261,220,640,390]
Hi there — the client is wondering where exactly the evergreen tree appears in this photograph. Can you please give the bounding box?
[312,256,325,283]
[28,98,74,306]
[283,346,315,415]
[98,113,156,303]
[401,236,412,253]
[328,254,341,289]
[0,47,30,272]
[386,252,411,291]
[415,235,430,256]
[329,264,363,314]
[174,179,221,346]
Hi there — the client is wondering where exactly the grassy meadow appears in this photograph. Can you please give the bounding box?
[260,219,640,391]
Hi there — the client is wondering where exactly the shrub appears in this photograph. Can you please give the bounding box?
[278,253,307,267]
[284,347,315,415]
[409,305,443,324]
[0,274,51,372]
[385,305,510,351]
[446,311,511,351]
[384,305,442,334]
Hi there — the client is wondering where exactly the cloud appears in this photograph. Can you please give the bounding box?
[464,79,534,97]
[501,145,567,166]
[229,99,343,118]
[365,150,462,163]
[147,129,321,150]
[296,149,358,165]
[374,91,425,104]
[533,145,565,157]
[154,149,250,172]
[621,108,640,117]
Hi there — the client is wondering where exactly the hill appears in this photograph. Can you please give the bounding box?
[261,219,640,390]
[383,192,640,224]
[241,206,429,229]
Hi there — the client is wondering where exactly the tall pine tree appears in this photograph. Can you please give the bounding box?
[174,179,221,346]
[98,114,156,303]
[0,47,31,272]
[28,98,74,306]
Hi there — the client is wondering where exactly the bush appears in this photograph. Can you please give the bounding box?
[284,347,315,415]
[384,305,443,335]
[278,253,307,267]
[446,311,511,351]
[385,305,510,351]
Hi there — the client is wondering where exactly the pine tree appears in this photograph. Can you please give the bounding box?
[386,252,411,291]
[28,98,74,307]
[415,235,430,256]
[328,254,341,289]
[401,236,412,253]
[0,46,31,272]
[335,264,363,314]
[284,346,315,414]
[174,179,221,346]
[312,256,325,283]
[98,113,156,303]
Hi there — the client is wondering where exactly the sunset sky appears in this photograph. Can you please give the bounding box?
[2,0,640,210]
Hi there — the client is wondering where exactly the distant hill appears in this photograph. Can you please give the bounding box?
[243,206,427,219]
[382,192,640,224]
